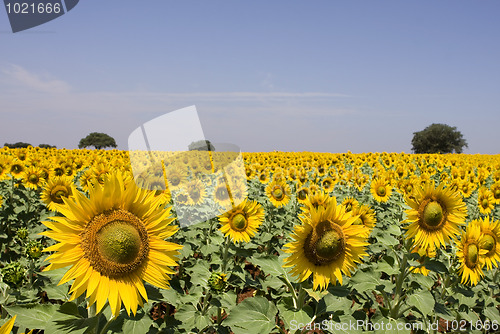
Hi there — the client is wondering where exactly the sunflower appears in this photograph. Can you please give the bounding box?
[475,217,500,270]
[41,176,77,211]
[300,190,333,216]
[283,199,369,290]
[174,190,192,206]
[218,199,264,243]
[214,181,232,211]
[226,177,248,205]
[459,179,475,199]
[296,186,310,204]
[321,177,336,192]
[456,222,487,286]
[258,170,270,184]
[41,171,182,317]
[22,166,46,190]
[9,159,25,178]
[350,204,377,235]
[185,179,207,206]
[490,182,500,205]
[370,178,392,203]
[404,182,467,250]
[0,156,11,181]
[80,168,97,192]
[265,180,291,208]
[0,195,3,209]
[477,187,495,215]
[341,197,359,213]
[165,167,187,191]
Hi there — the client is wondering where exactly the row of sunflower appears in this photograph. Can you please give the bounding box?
[0,147,499,333]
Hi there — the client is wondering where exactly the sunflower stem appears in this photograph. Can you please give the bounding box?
[266,209,274,254]
[201,290,212,315]
[28,258,35,289]
[282,275,299,309]
[390,240,410,319]
[221,237,231,273]
[216,307,222,325]
[98,315,115,334]
[296,283,308,309]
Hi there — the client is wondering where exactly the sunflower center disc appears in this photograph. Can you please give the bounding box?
[304,222,345,266]
[466,243,479,268]
[353,217,363,226]
[423,201,443,227]
[273,188,284,200]
[82,209,149,278]
[316,230,342,259]
[97,222,142,264]
[51,187,69,203]
[480,234,495,255]
[190,189,201,202]
[29,174,39,183]
[216,187,229,200]
[231,213,247,231]
[377,186,386,196]
[495,190,500,198]
[298,190,307,201]
[171,176,180,186]
[481,198,489,208]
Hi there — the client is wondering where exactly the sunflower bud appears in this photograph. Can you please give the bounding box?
[26,240,43,259]
[1,262,25,287]
[16,227,29,240]
[208,272,227,292]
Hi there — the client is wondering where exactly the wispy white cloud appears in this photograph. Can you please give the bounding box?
[1,64,71,94]
[122,91,351,101]
[0,65,358,150]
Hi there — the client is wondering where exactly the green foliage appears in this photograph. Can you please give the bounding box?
[411,123,468,154]
[78,132,117,149]
[38,144,56,149]
[3,142,31,149]
[188,139,215,151]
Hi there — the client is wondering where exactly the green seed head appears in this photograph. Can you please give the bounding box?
[316,230,342,259]
[97,222,142,264]
[466,243,479,268]
[231,213,247,231]
[423,201,443,227]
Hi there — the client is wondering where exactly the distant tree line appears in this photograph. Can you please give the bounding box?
[3,142,56,149]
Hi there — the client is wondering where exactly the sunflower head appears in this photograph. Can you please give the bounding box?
[370,178,392,203]
[475,217,500,270]
[219,199,264,243]
[303,220,346,266]
[41,176,76,211]
[265,180,291,208]
[404,182,467,250]
[457,222,487,286]
[41,171,182,317]
[283,199,369,290]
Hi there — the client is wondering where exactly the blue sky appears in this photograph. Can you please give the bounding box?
[1,1,499,153]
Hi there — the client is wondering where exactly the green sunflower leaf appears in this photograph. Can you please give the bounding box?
[224,296,278,334]
[4,303,59,330]
[407,290,435,316]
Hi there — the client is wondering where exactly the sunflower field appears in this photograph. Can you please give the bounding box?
[0,147,500,334]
